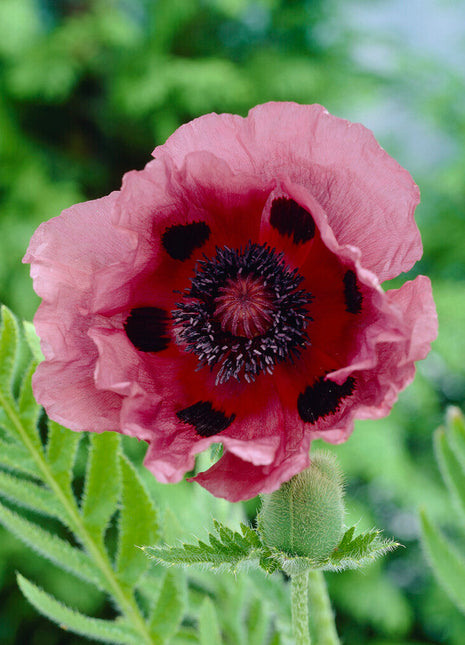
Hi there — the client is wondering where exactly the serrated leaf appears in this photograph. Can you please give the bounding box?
[327,526,399,570]
[270,526,400,575]
[435,427,465,524]
[420,508,465,615]
[337,525,355,549]
[199,597,222,645]
[18,359,39,414]
[81,431,120,542]
[0,305,19,398]
[116,455,159,586]
[0,501,107,590]
[240,523,262,549]
[149,569,186,642]
[23,320,44,362]
[46,420,81,498]
[0,469,64,519]
[17,574,137,644]
[143,521,263,572]
[0,438,40,477]
[17,359,42,450]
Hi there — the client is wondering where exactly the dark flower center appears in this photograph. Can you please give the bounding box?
[214,275,274,339]
[172,243,312,384]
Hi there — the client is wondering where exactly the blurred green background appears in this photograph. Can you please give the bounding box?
[0,0,464,643]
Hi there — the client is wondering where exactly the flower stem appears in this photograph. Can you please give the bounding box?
[307,570,340,645]
[291,571,311,645]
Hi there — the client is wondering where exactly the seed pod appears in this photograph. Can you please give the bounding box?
[259,452,345,560]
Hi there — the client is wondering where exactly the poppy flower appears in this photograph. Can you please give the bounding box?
[24,102,437,502]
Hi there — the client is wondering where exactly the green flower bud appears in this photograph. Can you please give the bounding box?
[259,452,345,560]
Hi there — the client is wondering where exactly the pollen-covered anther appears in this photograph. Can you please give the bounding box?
[173,242,313,384]
[214,275,275,338]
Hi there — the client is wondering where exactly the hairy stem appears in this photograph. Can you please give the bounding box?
[0,391,154,645]
[291,571,311,645]
[307,570,340,645]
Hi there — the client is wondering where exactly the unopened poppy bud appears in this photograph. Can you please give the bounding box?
[259,452,345,560]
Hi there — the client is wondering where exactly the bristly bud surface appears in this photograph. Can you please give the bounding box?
[259,452,345,560]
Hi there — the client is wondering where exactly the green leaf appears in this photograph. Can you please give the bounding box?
[198,597,222,645]
[246,596,268,645]
[81,431,120,542]
[239,522,263,549]
[420,508,465,615]
[149,569,186,643]
[116,455,159,586]
[448,407,465,469]
[46,420,81,499]
[0,305,19,397]
[434,427,465,524]
[0,469,64,518]
[23,320,44,362]
[0,438,40,477]
[0,501,107,590]
[143,522,263,572]
[17,359,42,450]
[17,574,137,644]
[326,526,399,571]
[270,526,400,575]
[268,633,284,645]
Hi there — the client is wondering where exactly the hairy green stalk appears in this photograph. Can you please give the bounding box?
[291,571,311,645]
[308,570,340,645]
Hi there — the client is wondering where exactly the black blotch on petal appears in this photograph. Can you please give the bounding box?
[162,221,210,261]
[124,307,170,352]
[343,270,363,314]
[270,197,316,244]
[297,376,356,424]
[176,401,236,437]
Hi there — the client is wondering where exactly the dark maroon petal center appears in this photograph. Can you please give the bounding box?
[270,197,316,244]
[343,270,363,314]
[161,221,210,261]
[177,401,236,436]
[297,376,356,424]
[124,307,170,352]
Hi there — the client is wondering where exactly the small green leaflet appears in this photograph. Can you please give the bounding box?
[198,597,223,645]
[420,508,465,615]
[17,574,138,645]
[143,520,263,573]
[420,407,465,616]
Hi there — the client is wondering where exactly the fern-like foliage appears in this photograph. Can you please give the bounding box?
[0,306,185,645]
[144,516,399,577]
[270,526,400,576]
[420,407,465,615]
[143,520,264,573]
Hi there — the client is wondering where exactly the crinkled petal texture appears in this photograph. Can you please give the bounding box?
[24,102,437,502]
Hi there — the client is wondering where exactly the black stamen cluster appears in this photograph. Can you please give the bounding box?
[172,243,313,384]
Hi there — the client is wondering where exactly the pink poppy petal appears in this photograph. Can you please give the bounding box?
[192,440,311,502]
[24,193,130,429]
[158,103,421,281]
